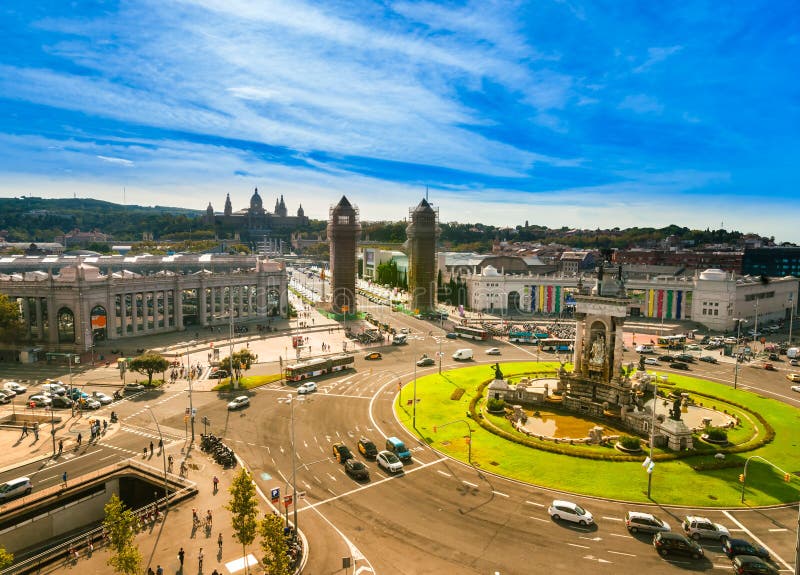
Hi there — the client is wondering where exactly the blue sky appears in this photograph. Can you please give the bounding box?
[1,1,798,241]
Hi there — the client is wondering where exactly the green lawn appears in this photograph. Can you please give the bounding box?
[396,362,800,507]
[212,373,282,391]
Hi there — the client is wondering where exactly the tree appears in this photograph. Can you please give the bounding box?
[220,349,258,381]
[226,468,259,575]
[103,494,142,575]
[0,294,25,344]
[128,352,169,385]
[0,545,13,569]
[259,512,290,575]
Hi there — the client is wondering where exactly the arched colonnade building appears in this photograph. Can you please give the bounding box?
[0,255,288,353]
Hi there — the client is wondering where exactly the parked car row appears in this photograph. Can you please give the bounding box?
[547,503,777,572]
[0,380,131,408]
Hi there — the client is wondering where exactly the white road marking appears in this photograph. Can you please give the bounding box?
[609,533,633,539]
[568,543,590,549]
[529,516,549,523]
[492,490,509,498]
[722,511,792,572]
[768,528,788,532]
[525,500,544,507]
[607,551,636,557]
[602,516,622,522]
[462,480,478,488]
[437,470,452,477]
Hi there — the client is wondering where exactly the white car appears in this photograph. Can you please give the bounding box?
[3,381,27,395]
[297,382,317,394]
[548,500,594,526]
[644,357,659,365]
[81,398,102,410]
[227,396,250,410]
[791,385,800,393]
[485,348,501,355]
[376,450,404,473]
[41,382,66,395]
[682,516,730,541]
[91,391,113,405]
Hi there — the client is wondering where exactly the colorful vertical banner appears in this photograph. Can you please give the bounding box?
[539,285,545,312]
[666,290,674,320]
[555,286,562,314]
[657,290,664,318]
[648,289,655,317]
[546,285,553,312]
[676,290,683,319]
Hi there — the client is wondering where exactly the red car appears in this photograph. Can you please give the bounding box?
[764,363,776,371]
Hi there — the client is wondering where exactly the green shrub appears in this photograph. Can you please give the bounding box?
[705,427,728,441]
[487,398,506,412]
[619,436,642,450]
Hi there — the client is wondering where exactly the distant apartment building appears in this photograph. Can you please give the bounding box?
[559,250,596,275]
[613,248,743,273]
[743,247,800,278]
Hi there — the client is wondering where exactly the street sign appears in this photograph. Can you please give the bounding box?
[191,408,197,417]
[283,494,293,507]
[185,407,190,415]
[270,487,280,503]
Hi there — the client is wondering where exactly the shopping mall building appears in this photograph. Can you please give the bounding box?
[0,254,288,360]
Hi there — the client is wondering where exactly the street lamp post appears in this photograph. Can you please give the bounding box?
[279,395,300,535]
[733,318,748,390]
[647,372,658,499]
[146,407,170,512]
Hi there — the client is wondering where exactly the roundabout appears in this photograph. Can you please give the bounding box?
[396,361,800,507]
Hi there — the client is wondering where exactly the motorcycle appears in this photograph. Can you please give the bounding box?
[113,390,122,400]
[110,411,118,423]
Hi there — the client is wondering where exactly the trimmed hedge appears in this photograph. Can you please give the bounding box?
[469,371,774,463]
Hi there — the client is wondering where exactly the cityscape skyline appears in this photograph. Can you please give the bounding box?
[1,2,798,241]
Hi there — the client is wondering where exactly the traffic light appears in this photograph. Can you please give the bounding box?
[432,426,437,433]
[784,473,791,482]
[739,474,745,483]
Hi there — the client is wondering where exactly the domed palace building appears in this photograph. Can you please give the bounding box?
[205,188,308,241]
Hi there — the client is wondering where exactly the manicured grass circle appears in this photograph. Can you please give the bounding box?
[395,362,800,507]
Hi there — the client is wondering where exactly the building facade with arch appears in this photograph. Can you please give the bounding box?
[0,255,288,355]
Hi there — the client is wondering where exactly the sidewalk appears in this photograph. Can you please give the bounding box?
[0,422,294,574]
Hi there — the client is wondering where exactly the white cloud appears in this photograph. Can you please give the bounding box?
[634,45,684,73]
[97,155,135,166]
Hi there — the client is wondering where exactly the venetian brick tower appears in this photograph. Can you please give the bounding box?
[327,196,361,316]
[405,198,440,314]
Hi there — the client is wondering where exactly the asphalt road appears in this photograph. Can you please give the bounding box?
[3,298,799,574]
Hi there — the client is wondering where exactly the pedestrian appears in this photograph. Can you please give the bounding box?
[156,565,164,575]
[147,568,155,575]
[198,547,203,570]
[212,475,219,493]
[143,446,148,458]
[158,438,163,452]
[21,422,28,438]
[77,432,82,446]
[62,471,68,487]
[168,454,174,471]
[217,532,223,552]
[103,419,107,432]
[33,422,39,440]
[178,547,185,567]
[58,438,63,455]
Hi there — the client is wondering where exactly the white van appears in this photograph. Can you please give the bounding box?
[787,347,799,360]
[0,476,32,501]
[452,348,473,361]
[392,334,408,345]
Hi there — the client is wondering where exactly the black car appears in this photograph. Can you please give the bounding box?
[658,355,674,362]
[675,354,695,363]
[344,459,370,480]
[699,356,719,364]
[722,538,770,560]
[332,442,353,463]
[670,362,690,370]
[731,555,778,574]
[653,532,704,559]
[768,353,779,361]
[51,395,74,409]
[357,437,378,459]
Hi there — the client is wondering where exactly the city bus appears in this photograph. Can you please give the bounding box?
[657,335,687,349]
[284,354,355,381]
[509,331,534,344]
[538,338,573,353]
[454,325,490,341]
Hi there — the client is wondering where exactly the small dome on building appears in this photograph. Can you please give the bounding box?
[250,187,263,212]
[481,265,499,277]
[699,268,727,281]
